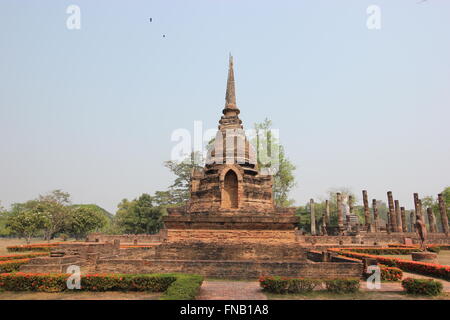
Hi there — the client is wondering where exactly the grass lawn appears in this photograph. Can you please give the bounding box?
[265,291,450,300]
[381,250,450,266]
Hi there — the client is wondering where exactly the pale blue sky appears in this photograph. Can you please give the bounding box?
[0,0,449,213]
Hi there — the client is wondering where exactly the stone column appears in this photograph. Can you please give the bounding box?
[400,207,407,232]
[372,199,379,232]
[414,193,422,220]
[427,207,437,233]
[325,200,330,225]
[337,193,344,231]
[418,199,424,222]
[410,210,416,232]
[387,191,396,233]
[394,200,403,233]
[438,193,449,235]
[310,198,316,236]
[362,190,371,232]
[349,195,354,214]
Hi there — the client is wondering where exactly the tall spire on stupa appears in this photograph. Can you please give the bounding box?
[219,54,242,130]
[225,53,237,108]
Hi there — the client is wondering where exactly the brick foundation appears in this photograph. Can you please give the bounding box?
[95,259,363,279]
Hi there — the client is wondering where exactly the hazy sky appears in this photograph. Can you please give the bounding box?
[1,0,449,213]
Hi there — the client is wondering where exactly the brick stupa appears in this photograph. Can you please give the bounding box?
[165,55,297,230]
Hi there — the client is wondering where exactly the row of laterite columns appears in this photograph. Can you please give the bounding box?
[309,190,448,236]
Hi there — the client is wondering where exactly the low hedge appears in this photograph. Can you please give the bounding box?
[259,276,321,294]
[324,279,360,293]
[7,244,59,252]
[0,272,203,299]
[0,273,177,292]
[402,278,443,296]
[380,265,403,281]
[259,276,359,294]
[333,250,450,281]
[160,274,204,300]
[0,253,48,262]
[0,259,31,273]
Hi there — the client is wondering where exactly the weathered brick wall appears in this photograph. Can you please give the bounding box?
[167,229,297,244]
[95,259,363,279]
[86,232,166,244]
[151,242,307,261]
[57,242,120,258]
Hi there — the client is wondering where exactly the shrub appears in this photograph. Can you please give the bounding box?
[160,274,204,300]
[324,279,360,293]
[259,276,320,294]
[402,278,443,296]
[0,273,177,293]
[380,265,403,281]
[0,259,30,273]
[0,272,203,298]
[81,274,176,292]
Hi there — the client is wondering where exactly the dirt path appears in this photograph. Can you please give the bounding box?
[197,281,267,300]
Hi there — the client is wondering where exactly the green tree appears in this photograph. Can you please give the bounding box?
[441,187,450,206]
[163,152,203,205]
[133,194,164,234]
[69,204,113,233]
[66,206,107,240]
[114,198,138,233]
[253,119,296,207]
[0,202,10,237]
[114,194,163,234]
[6,206,47,243]
[35,190,71,241]
[431,187,450,232]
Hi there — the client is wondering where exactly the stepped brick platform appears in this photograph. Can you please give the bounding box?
[150,241,307,261]
[86,232,166,244]
[19,241,148,274]
[94,259,363,279]
[167,229,297,244]
[164,213,298,230]
[20,255,86,273]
